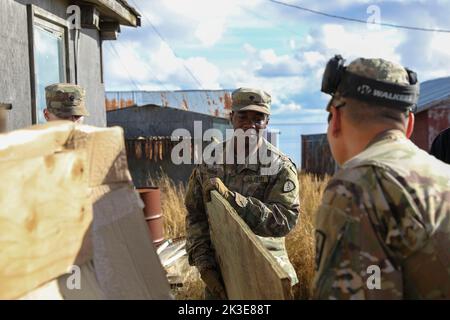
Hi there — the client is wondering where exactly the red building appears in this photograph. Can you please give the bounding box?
[410,76,450,151]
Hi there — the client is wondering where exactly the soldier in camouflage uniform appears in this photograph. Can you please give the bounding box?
[313,57,450,299]
[44,83,89,123]
[185,88,300,299]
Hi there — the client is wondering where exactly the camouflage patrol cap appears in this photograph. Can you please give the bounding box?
[346,58,410,85]
[232,87,271,115]
[45,83,89,117]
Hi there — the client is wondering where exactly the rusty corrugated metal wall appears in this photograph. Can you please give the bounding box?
[105,90,233,119]
[107,104,232,186]
[301,134,336,176]
[125,137,219,187]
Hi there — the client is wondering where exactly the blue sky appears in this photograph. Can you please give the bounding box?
[104,0,450,166]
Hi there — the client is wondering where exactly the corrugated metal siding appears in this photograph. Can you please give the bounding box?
[107,104,232,186]
[301,134,335,176]
[125,137,218,187]
[417,77,450,113]
[105,90,233,119]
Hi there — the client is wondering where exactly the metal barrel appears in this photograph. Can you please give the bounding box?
[138,187,165,247]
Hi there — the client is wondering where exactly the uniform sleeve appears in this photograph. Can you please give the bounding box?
[227,162,300,238]
[184,167,218,271]
[312,168,428,300]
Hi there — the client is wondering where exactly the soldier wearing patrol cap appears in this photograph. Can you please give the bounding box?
[313,56,450,299]
[185,87,300,299]
[44,83,89,123]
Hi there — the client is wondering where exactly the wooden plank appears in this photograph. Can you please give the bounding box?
[0,122,171,299]
[206,192,293,300]
[66,125,132,187]
[91,184,172,299]
[0,147,92,299]
[19,260,105,300]
[0,121,74,161]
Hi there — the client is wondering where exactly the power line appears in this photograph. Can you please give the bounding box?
[239,4,303,37]
[113,40,187,108]
[269,0,450,34]
[114,41,170,91]
[107,42,142,91]
[129,0,205,89]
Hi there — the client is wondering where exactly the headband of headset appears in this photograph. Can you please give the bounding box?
[321,55,420,111]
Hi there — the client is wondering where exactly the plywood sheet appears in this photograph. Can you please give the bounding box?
[91,184,172,299]
[0,147,92,299]
[206,191,292,300]
[0,122,171,299]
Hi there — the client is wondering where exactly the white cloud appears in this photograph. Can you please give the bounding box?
[104,40,220,91]
[256,58,303,78]
[195,19,226,47]
[243,43,257,54]
[272,102,302,115]
[157,0,263,46]
[107,0,450,111]
[303,51,326,67]
[418,32,450,80]
[317,24,404,63]
[184,57,221,89]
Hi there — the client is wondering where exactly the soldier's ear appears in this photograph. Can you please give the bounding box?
[43,109,50,121]
[406,112,415,139]
[329,106,342,137]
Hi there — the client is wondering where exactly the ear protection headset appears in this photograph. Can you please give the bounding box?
[321,55,420,111]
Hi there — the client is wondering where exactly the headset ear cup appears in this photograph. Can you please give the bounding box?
[405,68,418,85]
[321,54,346,94]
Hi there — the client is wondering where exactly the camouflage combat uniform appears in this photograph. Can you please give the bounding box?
[313,58,450,299]
[185,138,300,287]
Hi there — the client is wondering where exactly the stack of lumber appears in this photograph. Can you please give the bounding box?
[0,121,172,300]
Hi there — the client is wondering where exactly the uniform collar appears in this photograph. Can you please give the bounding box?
[236,163,260,173]
[342,129,407,169]
[364,129,406,150]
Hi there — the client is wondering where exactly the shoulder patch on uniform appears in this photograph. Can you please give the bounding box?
[282,179,296,193]
[315,230,326,271]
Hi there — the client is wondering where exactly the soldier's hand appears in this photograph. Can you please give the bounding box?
[202,177,232,202]
[200,267,228,300]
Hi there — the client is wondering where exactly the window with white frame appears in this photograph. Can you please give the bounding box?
[28,6,69,124]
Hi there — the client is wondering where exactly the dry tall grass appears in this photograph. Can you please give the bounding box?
[155,173,205,299]
[156,172,188,239]
[155,172,329,300]
[286,173,329,299]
